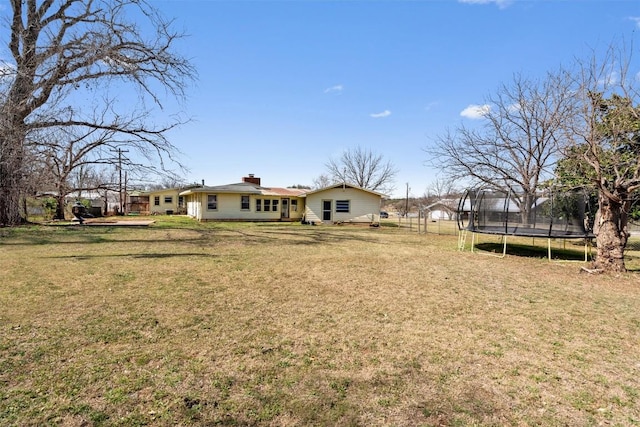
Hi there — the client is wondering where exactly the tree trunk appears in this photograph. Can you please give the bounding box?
[55,194,66,220]
[521,193,533,227]
[0,173,23,226]
[0,127,25,226]
[593,192,628,272]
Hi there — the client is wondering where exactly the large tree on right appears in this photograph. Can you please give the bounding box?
[562,48,640,272]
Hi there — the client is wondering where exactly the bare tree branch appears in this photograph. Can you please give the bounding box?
[426,71,575,219]
[0,0,196,225]
[325,146,397,194]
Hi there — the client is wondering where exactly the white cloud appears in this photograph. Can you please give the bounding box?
[598,70,619,87]
[629,16,640,28]
[458,0,512,9]
[324,84,343,94]
[460,104,490,119]
[370,110,391,118]
[507,103,521,113]
[424,101,439,112]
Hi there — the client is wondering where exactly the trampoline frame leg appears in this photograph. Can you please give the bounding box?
[547,238,592,263]
[457,229,468,251]
[471,232,508,258]
[463,232,593,262]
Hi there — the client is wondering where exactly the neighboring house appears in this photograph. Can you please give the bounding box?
[302,183,385,225]
[179,175,306,222]
[148,188,185,215]
[69,190,119,215]
[127,190,150,214]
[425,199,458,220]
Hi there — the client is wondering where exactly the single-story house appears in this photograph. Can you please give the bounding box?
[425,199,458,220]
[179,175,306,222]
[179,175,386,224]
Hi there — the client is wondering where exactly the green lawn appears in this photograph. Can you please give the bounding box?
[1,218,639,426]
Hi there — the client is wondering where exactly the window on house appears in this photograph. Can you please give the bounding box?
[336,200,350,213]
[178,196,184,207]
[207,195,217,210]
[164,196,173,204]
[154,196,160,206]
[256,199,262,212]
[241,195,250,210]
[291,199,298,212]
[264,199,271,212]
[272,199,279,212]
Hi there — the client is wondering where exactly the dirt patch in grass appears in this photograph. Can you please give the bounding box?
[1,219,639,426]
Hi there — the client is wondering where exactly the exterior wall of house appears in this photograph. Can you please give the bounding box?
[185,192,305,221]
[185,193,202,220]
[148,189,181,214]
[304,187,381,224]
[429,209,453,220]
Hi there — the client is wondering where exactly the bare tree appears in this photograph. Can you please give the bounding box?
[560,45,640,272]
[427,72,575,225]
[0,0,195,226]
[30,102,188,219]
[424,176,459,200]
[419,177,460,219]
[325,146,397,194]
[312,173,335,190]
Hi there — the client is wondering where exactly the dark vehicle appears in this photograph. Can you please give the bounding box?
[380,211,389,218]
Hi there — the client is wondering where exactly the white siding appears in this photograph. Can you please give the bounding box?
[305,187,381,224]
[185,194,201,220]
[430,210,452,220]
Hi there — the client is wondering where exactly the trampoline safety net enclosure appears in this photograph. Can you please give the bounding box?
[457,189,596,239]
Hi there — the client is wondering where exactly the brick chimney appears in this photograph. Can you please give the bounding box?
[242,174,261,185]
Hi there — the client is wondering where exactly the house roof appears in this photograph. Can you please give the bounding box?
[179,182,306,197]
[425,199,458,212]
[300,183,386,198]
[262,187,307,197]
[146,187,181,195]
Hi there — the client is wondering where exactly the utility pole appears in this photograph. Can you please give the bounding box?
[111,148,129,215]
[405,183,410,217]
[124,170,128,215]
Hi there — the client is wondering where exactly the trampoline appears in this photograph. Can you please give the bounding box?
[457,188,595,260]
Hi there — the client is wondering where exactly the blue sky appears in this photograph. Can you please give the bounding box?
[159,0,640,196]
[157,0,639,197]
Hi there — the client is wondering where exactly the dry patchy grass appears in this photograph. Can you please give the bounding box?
[1,219,639,426]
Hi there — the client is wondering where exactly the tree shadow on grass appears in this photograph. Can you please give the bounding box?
[1,224,384,248]
[44,253,226,260]
[475,242,640,272]
[474,242,589,261]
